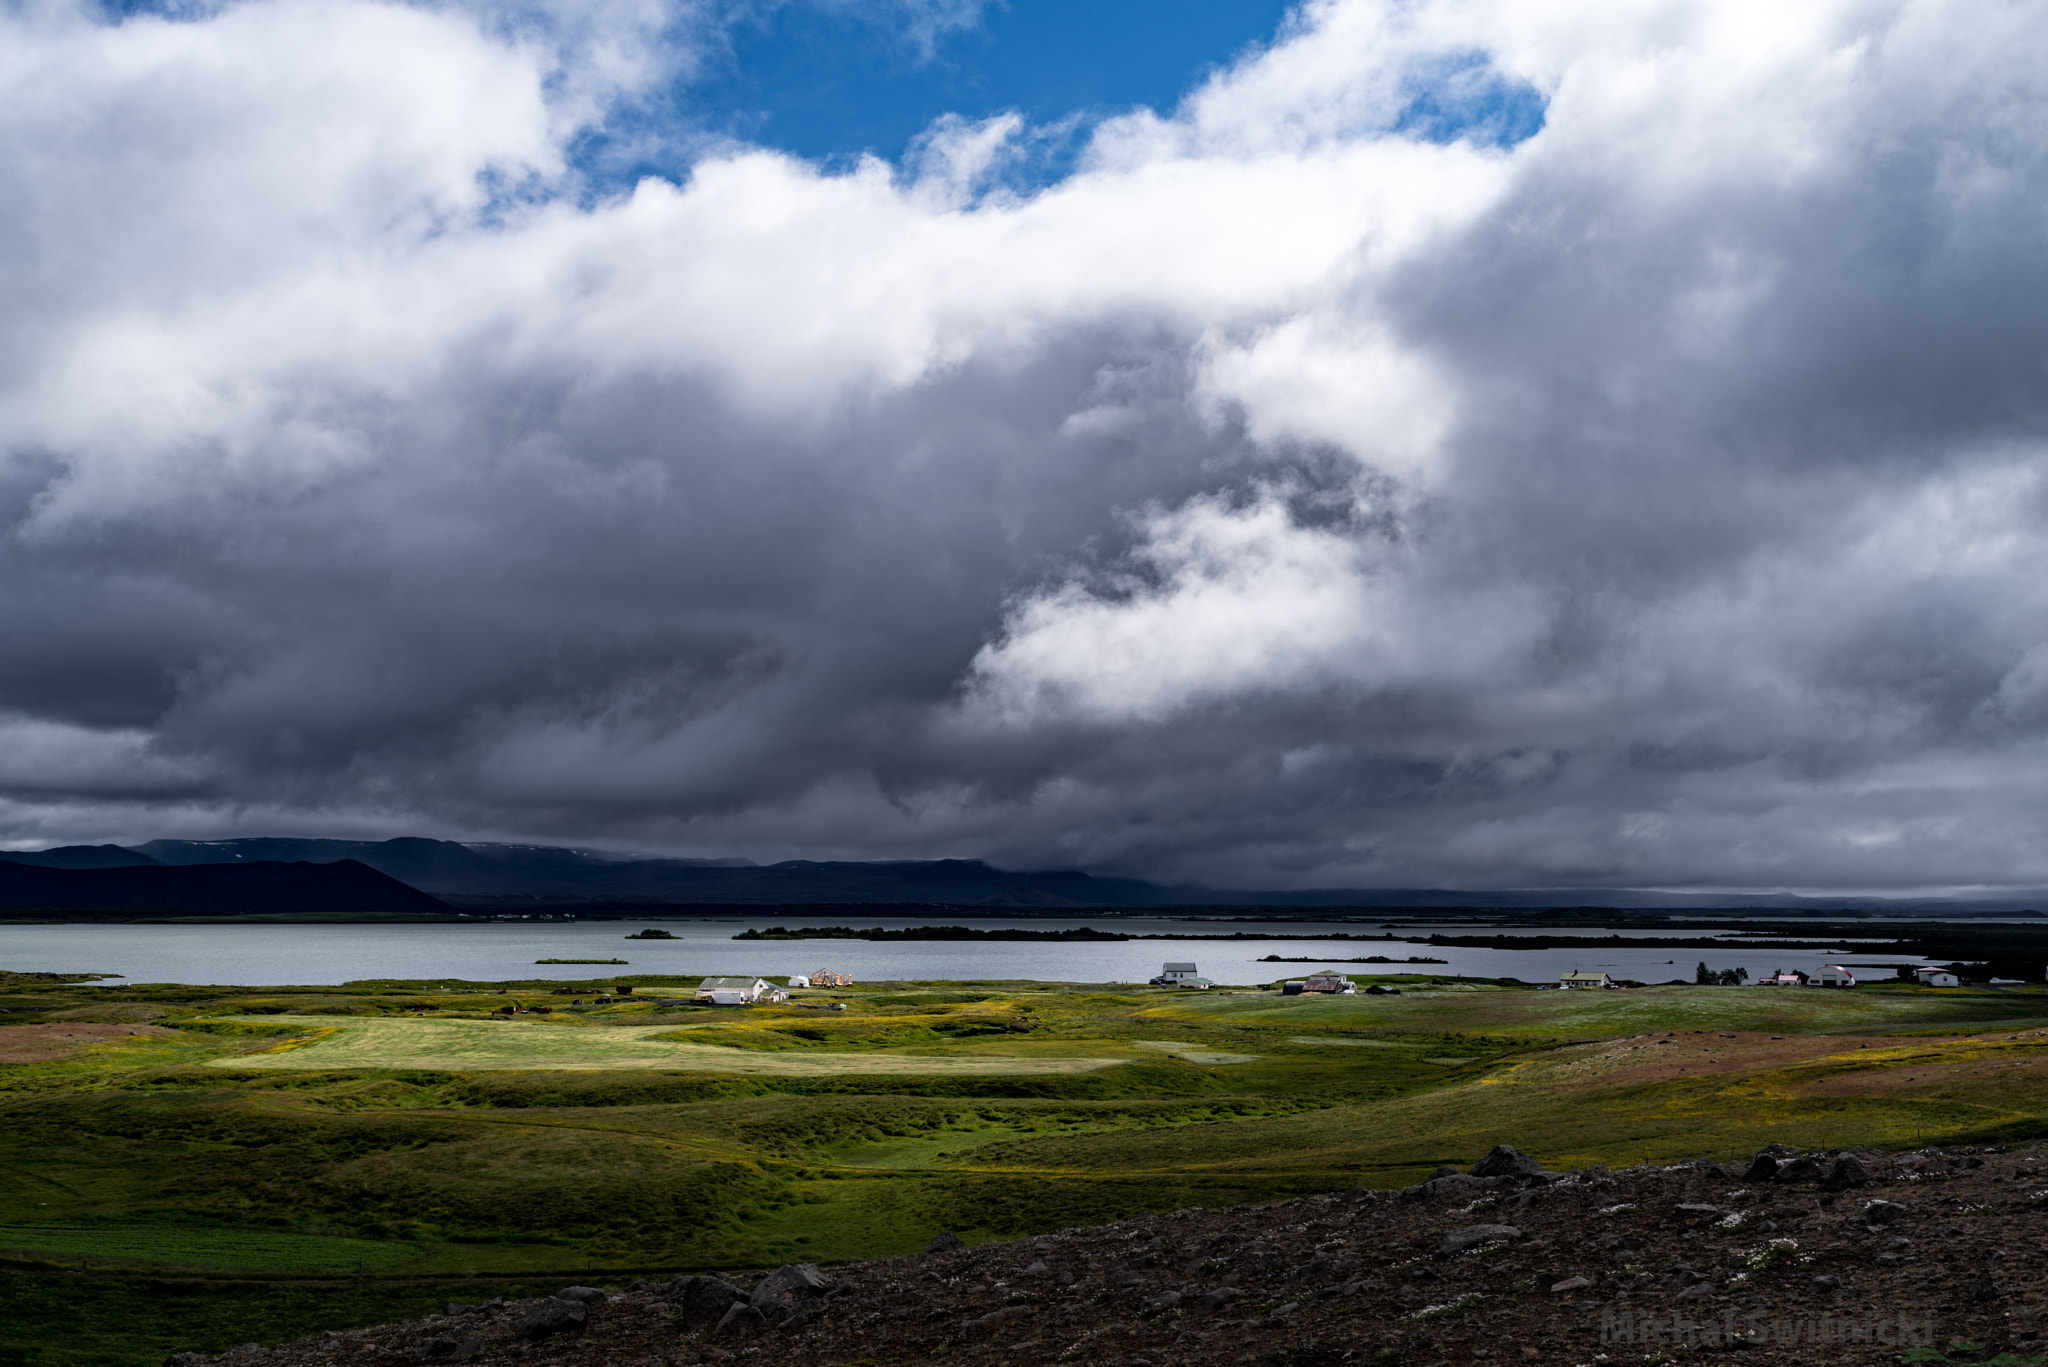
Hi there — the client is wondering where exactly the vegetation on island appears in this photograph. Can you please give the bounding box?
[5,966,2048,1363]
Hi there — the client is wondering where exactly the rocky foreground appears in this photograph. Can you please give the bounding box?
[170,1142,2048,1367]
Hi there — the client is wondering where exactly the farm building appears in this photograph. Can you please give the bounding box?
[1152,962,1213,987]
[693,976,788,1005]
[1302,972,1355,994]
[1914,966,1960,987]
[1757,970,1807,987]
[810,969,853,988]
[1807,965,1857,988]
[786,974,811,989]
[1558,971,1612,990]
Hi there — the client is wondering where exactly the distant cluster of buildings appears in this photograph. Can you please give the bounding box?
[691,969,854,1006]
[1555,964,1964,990]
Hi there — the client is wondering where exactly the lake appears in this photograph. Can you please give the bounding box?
[0,915,1949,987]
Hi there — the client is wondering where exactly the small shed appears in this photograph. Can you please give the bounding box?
[1281,980,1308,996]
[786,974,811,989]
[1558,971,1612,990]
[1913,966,1960,987]
[1807,965,1857,988]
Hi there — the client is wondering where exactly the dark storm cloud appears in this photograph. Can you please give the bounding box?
[4,0,2048,892]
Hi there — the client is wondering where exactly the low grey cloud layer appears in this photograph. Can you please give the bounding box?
[5,0,2048,893]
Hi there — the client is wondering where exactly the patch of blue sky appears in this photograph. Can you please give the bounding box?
[1392,50,1548,150]
[582,2,1547,197]
[578,0,1299,193]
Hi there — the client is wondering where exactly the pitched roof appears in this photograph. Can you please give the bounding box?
[697,976,764,990]
[1163,962,1198,972]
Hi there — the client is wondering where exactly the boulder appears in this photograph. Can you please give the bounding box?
[553,1286,607,1304]
[1675,1284,1715,1302]
[1549,1276,1591,1294]
[1408,1173,1494,1201]
[1820,1155,1876,1191]
[674,1275,749,1326]
[1440,1224,1521,1257]
[1778,1156,1824,1182]
[448,1337,485,1364]
[1745,1153,1785,1181]
[1427,1164,1464,1180]
[925,1231,966,1254]
[752,1263,832,1322]
[1470,1145,1543,1178]
[1020,1259,1050,1277]
[714,1304,768,1337]
[418,1339,458,1361]
[1199,1287,1242,1311]
[443,1303,479,1317]
[1863,1200,1908,1226]
[1141,1290,1182,1315]
[514,1297,587,1342]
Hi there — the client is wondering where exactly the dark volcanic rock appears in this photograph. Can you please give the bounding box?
[552,1286,607,1304]
[926,1231,966,1254]
[1820,1154,1876,1191]
[1471,1144,1543,1178]
[514,1297,587,1341]
[752,1263,831,1322]
[1746,1153,1785,1181]
[675,1275,749,1325]
[1439,1224,1521,1256]
[715,1304,768,1337]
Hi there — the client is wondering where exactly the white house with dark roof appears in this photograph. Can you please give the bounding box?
[693,976,787,1005]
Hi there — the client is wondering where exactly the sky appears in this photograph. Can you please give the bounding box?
[4,0,2048,895]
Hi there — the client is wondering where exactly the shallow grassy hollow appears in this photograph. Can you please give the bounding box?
[6,969,2048,1363]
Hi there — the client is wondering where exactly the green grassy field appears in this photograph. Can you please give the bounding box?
[7,968,2048,1363]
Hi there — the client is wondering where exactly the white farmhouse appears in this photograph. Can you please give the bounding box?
[1913,966,1960,987]
[1558,971,1612,990]
[693,976,788,1005]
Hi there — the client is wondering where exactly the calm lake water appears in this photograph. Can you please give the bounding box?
[0,916,1950,988]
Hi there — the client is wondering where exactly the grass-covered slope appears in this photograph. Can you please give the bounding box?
[5,968,2048,1363]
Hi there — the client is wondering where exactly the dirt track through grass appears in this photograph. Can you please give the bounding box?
[206,1015,1133,1074]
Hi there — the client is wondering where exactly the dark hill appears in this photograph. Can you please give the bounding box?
[1,844,160,870]
[0,859,452,917]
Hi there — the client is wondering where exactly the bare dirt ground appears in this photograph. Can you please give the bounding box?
[174,1141,2048,1367]
[0,1021,178,1063]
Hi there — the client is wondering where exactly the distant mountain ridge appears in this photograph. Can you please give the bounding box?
[0,858,452,917]
[5,837,2046,911]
